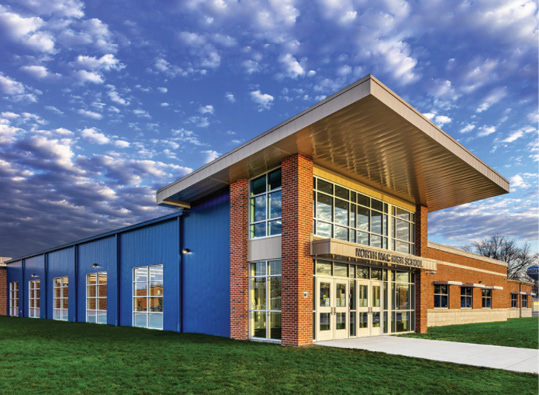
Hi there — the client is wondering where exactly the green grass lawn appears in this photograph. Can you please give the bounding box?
[0,317,537,394]
[400,317,538,349]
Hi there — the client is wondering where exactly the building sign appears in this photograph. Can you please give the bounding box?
[311,238,437,271]
[355,248,423,268]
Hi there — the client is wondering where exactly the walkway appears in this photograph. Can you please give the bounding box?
[315,336,539,374]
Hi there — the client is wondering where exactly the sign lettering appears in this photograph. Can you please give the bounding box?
[355,248,424,268]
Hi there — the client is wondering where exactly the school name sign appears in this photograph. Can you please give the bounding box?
[311,238,437,271]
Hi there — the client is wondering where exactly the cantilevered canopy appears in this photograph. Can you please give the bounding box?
[157,75,509,212]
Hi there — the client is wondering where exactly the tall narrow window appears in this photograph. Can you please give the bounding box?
[9,282,19,317]
[511,294,518,308]
[53,276,69,321]
[434,285,448,308]
[522,296,528,308]
[87,273,107,324]
[482,289,492,309]
[133,265,163,330]
[249,168,282,238]
[249,260,281,340]
[28,280,40,318]
[461,287,473,308]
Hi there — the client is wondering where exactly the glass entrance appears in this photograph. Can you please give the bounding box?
[315,277,349,341]
[356,280,383,337]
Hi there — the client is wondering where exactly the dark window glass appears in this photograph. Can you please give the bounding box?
[268,168,281,190]
[250,175,266,195]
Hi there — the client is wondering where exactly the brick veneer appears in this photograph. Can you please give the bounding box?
[281,154,314,346]
[230,179,249,340]
[0,267,6,316]
[415,205,428,333]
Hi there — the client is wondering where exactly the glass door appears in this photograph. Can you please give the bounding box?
[334,280,348,340]
[356,279,383,336]
[316,277,333,341]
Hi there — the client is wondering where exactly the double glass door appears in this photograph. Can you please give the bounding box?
[315,277,383,341]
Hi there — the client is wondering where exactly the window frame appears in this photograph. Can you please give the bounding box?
[132,264,164,330]
[53,276,69,321]
[522,295,528,308]
[481,289,492,309]
[9,281,19,317]
[313,176,415,253]
[249,259,282,341]
[28,280,40,318]
[460,287,473,309]
[86,272,107,324]
[511,294,518,308]
[434,284,448,309]
[249,168,282,239]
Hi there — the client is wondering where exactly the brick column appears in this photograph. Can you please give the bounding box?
[0,267,6,316]
[449,285,460,309]
[415,205,428,333]
[230,179,249,340]
[281,154,314,346]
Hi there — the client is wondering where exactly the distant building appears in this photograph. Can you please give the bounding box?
[0,75,534,345]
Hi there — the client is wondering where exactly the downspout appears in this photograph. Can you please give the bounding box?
[44,254,48,319]
[519,282,522,318]
[21,259,25,317]
[74,245,78,322]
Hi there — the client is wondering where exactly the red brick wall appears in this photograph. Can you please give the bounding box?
[230,179,249,340]
[415,205,428,333]
[281,154,314,346]
[0,267,6,316]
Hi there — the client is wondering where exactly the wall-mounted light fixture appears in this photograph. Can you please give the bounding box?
[426,271,436,274]
[478,281,483,284]
[31,273,38,278]
[182,248,192,255]
[92,263,100,268]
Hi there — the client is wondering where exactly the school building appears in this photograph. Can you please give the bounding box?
[0,75,533,346]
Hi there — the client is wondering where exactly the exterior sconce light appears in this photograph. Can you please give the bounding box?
[31,273,38,278]
[427,271,436,274]
[478,281,483,284]
[182,248,191,255]
[92,263,100,268]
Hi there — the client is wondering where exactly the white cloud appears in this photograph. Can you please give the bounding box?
[81,128,110,144]
[75,54,124,71]
[502,130,524,143]
[21,65,58,80]
[78,109,102,119]
[45,106,64,115]
[114,140,130,148]
[199,105,214,115]
[434,115,452,126]
[225,92,236,103]
[280,53,305,78]
[509,174,530,190]
[106,86,128,105]
[250,90,274,110]
[460,124,475,133]
[202,149,219,163]
[0,6,55,53]
[17,0,85,18]
[477,125,496,137]
[1,112,19,119]
[157,87,168,93]
[73,70,103,84]
[476,87,508,113]
[133,109,151,118]
[0,73,37,102]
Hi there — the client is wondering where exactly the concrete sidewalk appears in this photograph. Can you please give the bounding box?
[315,336,539,374]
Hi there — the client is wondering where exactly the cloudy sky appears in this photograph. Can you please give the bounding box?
[0,0,537,259]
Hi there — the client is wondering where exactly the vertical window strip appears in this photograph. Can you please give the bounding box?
[28,280,40,318]
[461,287,473,308]
[434,284,448,308]
[53,276,69,321]
[9,282,19,317]
[249,168,282,239]
[249,260,282,340]
[133,265,164,330]
[482,289,492,309]
[87,272,107,324]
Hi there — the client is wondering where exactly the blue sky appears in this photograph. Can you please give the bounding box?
[0,0,537,258]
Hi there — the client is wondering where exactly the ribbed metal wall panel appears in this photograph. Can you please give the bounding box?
[47,248,75,321]
[119,219,180,332]
[24,255,46,319]
[183,191,230,337]
[77,236,118,325]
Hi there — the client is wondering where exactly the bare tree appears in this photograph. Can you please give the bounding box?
[463,234,539,280]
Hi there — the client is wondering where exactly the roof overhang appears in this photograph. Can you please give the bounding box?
[157,75,509,211]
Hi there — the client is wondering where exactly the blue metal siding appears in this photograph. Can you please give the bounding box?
[24,255,45,319]
[6,260,23,317]
[183,191,230,337]
[47,248,75,321]
[77,236,118,325]
[119,219,180,331]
